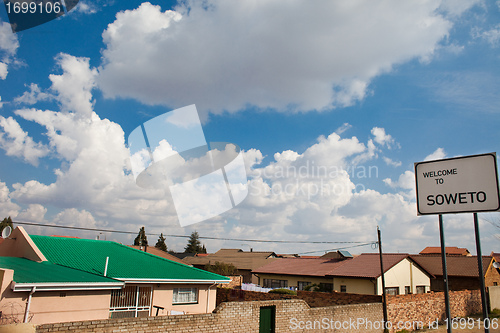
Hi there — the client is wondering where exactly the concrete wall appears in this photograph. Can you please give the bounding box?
[489,285,500,310]
[36,300,384,333]
[333,277,375,294]
[377,258,431,295]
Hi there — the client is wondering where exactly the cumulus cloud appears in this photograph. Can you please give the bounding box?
[371,127,397,148]
[98,0,463,116]
[0,116,50,166]
[49,53,98,117]
[0,21,19,80]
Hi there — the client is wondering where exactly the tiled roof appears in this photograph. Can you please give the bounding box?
[419,247,470,256]
[0,256,122,285]
[253,253,418,279]
[253,258,349,277]
[127,245,191,266]
[185,248,278,270]
[410,255,491,277]
[327,253,410,278]
[491,252,500,262]
[30,235,229,283]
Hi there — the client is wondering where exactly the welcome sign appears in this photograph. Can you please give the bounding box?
[414,153,500,215]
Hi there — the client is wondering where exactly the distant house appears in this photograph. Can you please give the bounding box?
[184,248,280,283]
[253,253,431,295]
[419,246,471,256]
[0,227,229,325]
[411,254,498,291]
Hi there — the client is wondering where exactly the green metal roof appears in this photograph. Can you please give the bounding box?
[0,256,121,284]
[30,235,230,283]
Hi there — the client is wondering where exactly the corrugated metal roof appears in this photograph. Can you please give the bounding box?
[127,246,191,266]
[0,256,120,284]
[30,235,229,282]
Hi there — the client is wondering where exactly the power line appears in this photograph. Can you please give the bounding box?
[296,242,377,255]
[12,220,375,245]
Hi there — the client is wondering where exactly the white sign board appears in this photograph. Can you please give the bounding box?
[414,153,500,215]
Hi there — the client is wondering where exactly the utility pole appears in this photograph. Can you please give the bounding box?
[377,226,388,333]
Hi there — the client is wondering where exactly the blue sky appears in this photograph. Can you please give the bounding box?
[0,0,499,255]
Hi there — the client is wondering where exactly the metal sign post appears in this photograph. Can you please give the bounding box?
[439,215,452,333]
[474,213,490,333]
[415,153,500,333]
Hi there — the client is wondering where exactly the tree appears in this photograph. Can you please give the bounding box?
[184,231,207,254]
[134,227,148,246]
[0,217,13,234]
[155,233,167,252]
[204,261,237,276]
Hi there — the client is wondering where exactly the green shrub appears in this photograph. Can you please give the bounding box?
[269,288,297,295]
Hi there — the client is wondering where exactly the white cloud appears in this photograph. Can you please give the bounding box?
[384,170,415,190]
[75,1,98,14]
[0,181,20,219]
[371,127,397,148]
[0,116,50,166]
[473,24,500,47]
[98,0,461,116]
[14,83,53,105]
[0,21,19,80]
[383,157,402,167]
[424,147,446,161]
[335,123,352,135]
[49,53,98,117]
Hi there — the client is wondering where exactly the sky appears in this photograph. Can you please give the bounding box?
[0,0,499,256]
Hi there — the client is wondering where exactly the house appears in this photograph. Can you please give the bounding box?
[184,248,280,283]
[411,254,498,291]
[253,253,432,295]
[419,246,471,256]
[0,227,229,325]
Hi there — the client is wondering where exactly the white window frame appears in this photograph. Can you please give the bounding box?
[173,287,198,305]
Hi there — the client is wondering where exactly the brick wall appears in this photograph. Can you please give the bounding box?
[216,287,381,307]
[387,289,482,331]
[36,300,384,333]
[217,276,242,289]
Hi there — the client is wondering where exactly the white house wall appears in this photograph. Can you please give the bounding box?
[376,258,430,295]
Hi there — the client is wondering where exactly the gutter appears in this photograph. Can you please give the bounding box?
[115,278,230,284]
[24,286,35,323]
[12,281,124,292]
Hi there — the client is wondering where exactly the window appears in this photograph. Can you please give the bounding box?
[110,285,152,318]
[297,281,311,291]
[173,288,198,304]
[319,283,333,292]
[263,279,288,289]
[494,282,498,286]
[340,285,347,293]
[416,286,426,294]
[405,286,411,294]
[385,287,399,296]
